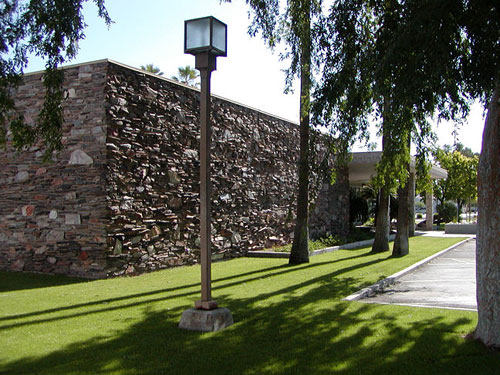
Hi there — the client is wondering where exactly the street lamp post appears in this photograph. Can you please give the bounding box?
[179,16,233,332]
[195,50,217,311]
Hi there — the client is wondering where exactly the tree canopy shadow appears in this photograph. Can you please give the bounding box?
[0,271,87,293]
[0,250,496,375]
[0,249,383,326]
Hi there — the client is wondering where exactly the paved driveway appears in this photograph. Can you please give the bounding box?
[362,239,477,311]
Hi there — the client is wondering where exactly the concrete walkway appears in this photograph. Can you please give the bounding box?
[360,238,477,311]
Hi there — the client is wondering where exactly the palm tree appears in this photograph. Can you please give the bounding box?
[171,65,199,87]
[140,64,164,76]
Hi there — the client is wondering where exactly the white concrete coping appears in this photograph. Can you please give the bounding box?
[445,223,477,234]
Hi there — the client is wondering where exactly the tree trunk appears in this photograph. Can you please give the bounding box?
[289,1,311,265]
[408,172,416,237]
[372,186,390,253]
[474,81,500,348]
[373,191,379,228]
[372,117,390,253]
[468,197,472,223]
[393,171,410,256]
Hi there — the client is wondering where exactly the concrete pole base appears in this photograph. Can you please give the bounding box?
[179,307,234,332]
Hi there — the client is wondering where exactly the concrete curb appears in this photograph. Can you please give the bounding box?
[343,237,475,301]
[245,251,290,258]
[246,235,396,259]
[310,235,396,256]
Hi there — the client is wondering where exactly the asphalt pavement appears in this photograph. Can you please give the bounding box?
[360,238,477,311]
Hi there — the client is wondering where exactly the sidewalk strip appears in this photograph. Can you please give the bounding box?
[343,237,475,301]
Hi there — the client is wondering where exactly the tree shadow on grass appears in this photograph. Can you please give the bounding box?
[0,271,87,293]
[0,249,381,326]
[1,251,496,375]
[0,287,496,374]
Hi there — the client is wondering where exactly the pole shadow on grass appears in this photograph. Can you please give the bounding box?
[0,279,496,375]
[2,249,495,375]
[0,262,300,323]
[0,250,382,326]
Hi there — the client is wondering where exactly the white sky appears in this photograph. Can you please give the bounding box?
[24,0,487,154]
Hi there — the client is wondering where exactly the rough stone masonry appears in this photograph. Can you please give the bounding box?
[0,59,349,278]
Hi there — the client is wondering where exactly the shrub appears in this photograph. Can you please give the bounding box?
[349,194,369,227]
[415,201,426,211]
[319,235,343,247]
[318,228,373,248]
[364,217,375,227]
[436,201,457,223]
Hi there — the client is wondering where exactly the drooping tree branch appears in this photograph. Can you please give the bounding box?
[0,0,111,160]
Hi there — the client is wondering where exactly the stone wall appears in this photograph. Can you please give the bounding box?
[104,62,304,276]
[309,165,350,240]
[0,62,109,278]
[0,60,349,278]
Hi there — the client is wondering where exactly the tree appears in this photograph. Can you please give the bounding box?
[314,0,426,254]
[316,0,499,347]
[287,0,314,264]
[459,2,500,346]
[0,0,111,160]
[226,0,322,264]
[476,81,500,347]
[433,148,478,222]
[171,65,198,87]
[392,162,410,256]
[140,64,164,76]
[454,142,476,158]
[371,133,391,253]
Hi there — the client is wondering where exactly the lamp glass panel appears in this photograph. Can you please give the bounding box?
[186,18,210,50]
[212,19,227,54]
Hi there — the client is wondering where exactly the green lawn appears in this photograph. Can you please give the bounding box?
[0,237,497,375]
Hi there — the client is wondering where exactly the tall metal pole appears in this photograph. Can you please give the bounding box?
[195,52,217,311]
[180,17,233,332]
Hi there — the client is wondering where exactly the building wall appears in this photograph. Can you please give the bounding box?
[104,62,304,276]
[0,60,349,278]
[309,165,350,240]
[0,62,110,278]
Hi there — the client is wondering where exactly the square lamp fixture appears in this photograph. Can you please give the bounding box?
[184,16,227,57]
